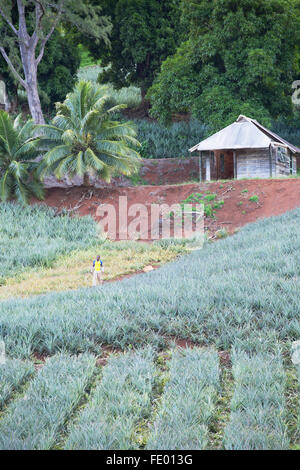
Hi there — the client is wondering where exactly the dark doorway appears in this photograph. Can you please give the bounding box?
[211,150,234,180]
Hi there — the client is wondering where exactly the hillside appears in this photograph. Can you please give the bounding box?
[37,178,300,240]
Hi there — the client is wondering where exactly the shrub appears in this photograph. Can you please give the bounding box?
[65,349,155,450]
[0,353,96,450]
[146,348,220,450]
[38,81,141,186]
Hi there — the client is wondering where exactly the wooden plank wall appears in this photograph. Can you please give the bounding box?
[236,149,271,179]
[274,148,292,177]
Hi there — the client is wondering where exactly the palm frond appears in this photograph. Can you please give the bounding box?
[84,147,106,173]
[13,114,23,130]
[17,119,37,142]
[15,137,40,160]
[37,124,64,140]
[43,145,71,167]
[0,111,17,157]
[14,178,30,205]
[0,170,13,202]
[76,151,85,176]
[54,154,76,179]
[28,178,45,201]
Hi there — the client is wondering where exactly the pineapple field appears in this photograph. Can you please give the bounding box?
[0,203,299,450]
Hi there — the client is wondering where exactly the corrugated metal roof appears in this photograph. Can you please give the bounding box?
[189,115,300,154]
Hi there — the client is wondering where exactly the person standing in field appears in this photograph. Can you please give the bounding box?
[92,255,103,286]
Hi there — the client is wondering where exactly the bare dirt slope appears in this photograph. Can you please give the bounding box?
[34,178,300,240]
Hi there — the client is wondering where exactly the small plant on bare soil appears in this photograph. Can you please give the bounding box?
[249,195,259,203]
[180,192,224,218]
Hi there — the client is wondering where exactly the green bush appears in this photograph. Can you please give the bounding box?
[148,1,299,131]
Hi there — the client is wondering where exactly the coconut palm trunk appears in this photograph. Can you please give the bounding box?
[83,172,90,187]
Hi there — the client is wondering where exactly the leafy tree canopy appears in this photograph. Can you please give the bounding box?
[38,31,80,111]
[148,0,300,130]
[0,0,111,123]
[95,0,183,96]
[0,30,80,112]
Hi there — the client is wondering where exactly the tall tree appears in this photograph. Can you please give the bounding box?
[0,30,80,113]
[148,0,300,130]
[96,0,183,99]
[0,1,111,123]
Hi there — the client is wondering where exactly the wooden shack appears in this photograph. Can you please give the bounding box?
[189,115,300,181]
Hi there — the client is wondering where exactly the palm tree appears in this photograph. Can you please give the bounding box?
[0,111,44,204]
[38,81,141,185]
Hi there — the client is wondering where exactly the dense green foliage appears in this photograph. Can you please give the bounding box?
[0,111,43,204]
[1,207,300,357]
[148,0,300,130]
[271,116,300,149]
[66,348,155,450]
[0,359,35,409]
[0,31,80,111]
[146,348,220,450]
[38,81,141,184]
[224,349,289,450]
[77,65,142,108]
[0,0,111,122]
[95,0,182,96]
[38,32,80,111]
[0,203,98,281]
[0,353,95,450]
[134,119,208,158]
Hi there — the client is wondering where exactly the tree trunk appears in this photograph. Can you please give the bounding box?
[26,74,45,124]
[83,172,90,187]
[19,41,45,124]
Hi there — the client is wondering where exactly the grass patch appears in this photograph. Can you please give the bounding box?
[0,241,188,300]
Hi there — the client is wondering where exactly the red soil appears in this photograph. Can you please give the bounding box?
[34,178,300,240]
